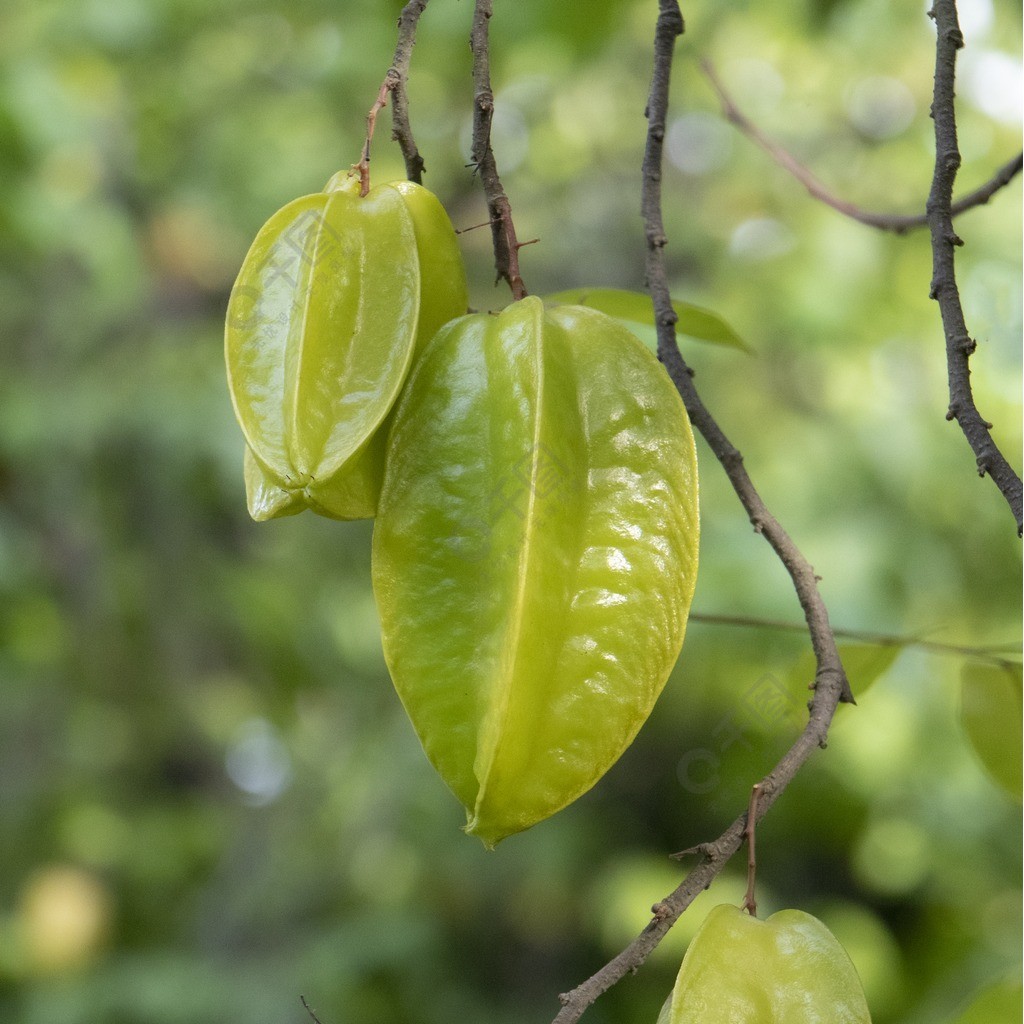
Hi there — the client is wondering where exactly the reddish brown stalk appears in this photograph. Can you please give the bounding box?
[742,784,762,916]
[354,71,399,196]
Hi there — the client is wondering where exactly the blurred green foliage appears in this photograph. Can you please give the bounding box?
[0,0,1020,1022]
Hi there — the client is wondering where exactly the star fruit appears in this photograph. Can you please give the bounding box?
[225,173,467,521]
[660,904,872,1023]
[372,296,700,846]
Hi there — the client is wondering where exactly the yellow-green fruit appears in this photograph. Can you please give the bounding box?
[225,173,467,521]
[372,296,700,846]
[664,904,872,1023]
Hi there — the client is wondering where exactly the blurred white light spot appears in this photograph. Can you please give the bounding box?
[667,112,733,175]
[961,50,1024,124]
[719,58,786,118]
[225,718,292,806]
[947,0,994,39]
[729,217,795,261]
[852,817,931,895]
[461,103,528,173]
[845,77,917,139]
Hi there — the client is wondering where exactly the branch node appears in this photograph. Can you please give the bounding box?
[651,901,673,921]
[670,841,715,861]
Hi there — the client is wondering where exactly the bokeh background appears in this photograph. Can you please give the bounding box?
[0,0,1021,1021]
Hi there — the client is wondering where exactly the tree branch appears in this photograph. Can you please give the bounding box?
[642,20,853,712]
[389,0,430,182]
[701,59,1022,234]
[926,1,1023,534]
[551,3,852,1019]
[469,0,528,299]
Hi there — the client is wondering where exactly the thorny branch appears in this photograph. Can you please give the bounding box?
[926,0,1023,533]
[702,59,1023,235]
[389,0,430,182]
[469,0,529,299]
[552,2,852,1019]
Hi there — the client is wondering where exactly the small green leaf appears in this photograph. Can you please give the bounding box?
[960,662,1022,801]
[544,288,749,352]
[789,642,900,702]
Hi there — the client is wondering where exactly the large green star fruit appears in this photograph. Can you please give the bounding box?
[372,296,699,847]
[662,904,872,1023]
[225,173,467,521]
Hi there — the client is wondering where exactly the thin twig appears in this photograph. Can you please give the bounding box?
[742,784,762,916]
[300,996,325,1024]
[688,611,1022,668]
[551,4,852,1018]
[390,0,430,182]
[926,1,1023,534]
[701,59,1023,235]
[469,0,528,299]
[354,72,399,196]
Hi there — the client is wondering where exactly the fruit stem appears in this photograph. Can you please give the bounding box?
[742,783,761,916]
[354,70,400,197]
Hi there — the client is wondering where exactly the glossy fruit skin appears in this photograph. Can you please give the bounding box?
[372,296,700,846]
[666,904,872,1023]
[225,173,467,521]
